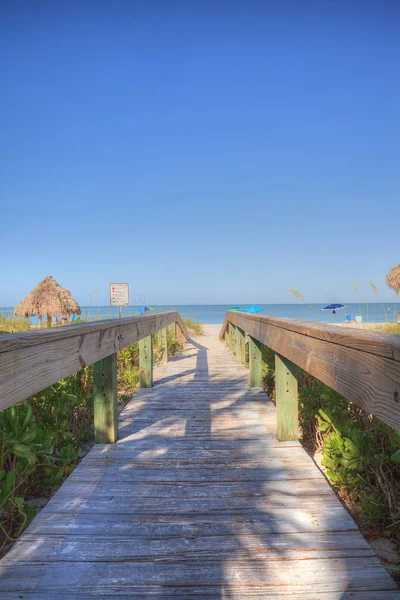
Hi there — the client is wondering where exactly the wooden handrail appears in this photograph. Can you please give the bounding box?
[0,311,188,412]
[220,311,400,432]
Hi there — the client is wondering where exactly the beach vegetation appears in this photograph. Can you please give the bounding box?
[370,281,389,323]
[0,325,183,551]
[183,318,203,336]
[260,344,400,543]
[371,323,400,334]
[0,316,30,334]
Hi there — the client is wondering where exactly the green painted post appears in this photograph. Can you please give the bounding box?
[167,322,176,342]
[139,335,153,388]
[93,354,118,444]
[275,353,299,441]
[160,326,168,362]
[230,324,237,355]
[236,327,245,364]
[228,323,234,351]
[249,337,262,387]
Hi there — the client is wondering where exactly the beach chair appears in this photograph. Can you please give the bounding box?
[345,314,351,322]
[355,315,363,323]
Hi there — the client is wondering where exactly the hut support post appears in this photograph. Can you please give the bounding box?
[275,353,299,441]
[93,353,118,444]
[139,335,153,388]
[249,337,262,387]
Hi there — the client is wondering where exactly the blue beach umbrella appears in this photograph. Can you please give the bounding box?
[322,304,345,314]
[137,306,155,314]
[244,305,263,314]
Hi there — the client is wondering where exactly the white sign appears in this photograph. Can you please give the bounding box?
[109,283,129,306]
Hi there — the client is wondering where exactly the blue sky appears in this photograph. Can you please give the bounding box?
[1,0,399,306]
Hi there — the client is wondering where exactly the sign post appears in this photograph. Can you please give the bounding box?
[109,283,130,318]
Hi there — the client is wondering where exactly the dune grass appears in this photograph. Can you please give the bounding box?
[371,323,400,334]
[0,316,30,334]
[183,318,203,336]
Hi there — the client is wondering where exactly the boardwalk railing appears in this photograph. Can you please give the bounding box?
[220,311,400,439]
[0,311,188,443]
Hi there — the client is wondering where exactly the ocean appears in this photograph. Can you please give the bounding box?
[2,303,399,325]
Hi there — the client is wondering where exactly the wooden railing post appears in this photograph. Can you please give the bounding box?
[159,326,168,362]
[176,322,184,344]
[275,353,298,441]
[229,323,237,354]
[249,337,262,387]
[139,334,153,388]
[228,323,234,351]
[93,354,118,443]
[168,323,176,342]
[236,326,245,364]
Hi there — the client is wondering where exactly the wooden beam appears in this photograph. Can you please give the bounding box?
[249,336,262,387]
[236,327,245,364]
[139,335,153,388]
[275,353,299,441]
[220,311,400,362]
[219,311,400,432]
[93,354,118,444]
[0,312,188,411]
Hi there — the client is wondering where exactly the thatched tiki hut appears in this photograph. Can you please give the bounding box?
[14,276,81,327]
[386,264,400,296]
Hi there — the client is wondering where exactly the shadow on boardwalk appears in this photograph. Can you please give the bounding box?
[0,328,397,598]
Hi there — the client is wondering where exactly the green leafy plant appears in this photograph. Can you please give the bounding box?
[259,348,400,541]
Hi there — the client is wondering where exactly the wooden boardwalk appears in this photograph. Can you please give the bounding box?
[0,325,397,599]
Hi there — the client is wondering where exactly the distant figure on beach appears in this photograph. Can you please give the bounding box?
[398,312,400,324]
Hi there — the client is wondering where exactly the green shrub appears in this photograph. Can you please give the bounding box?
[117,344,140,397]
[260,350,400,540]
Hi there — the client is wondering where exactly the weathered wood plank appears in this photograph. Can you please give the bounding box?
[0,557,396,594]
[2,592,398,600]
[220,311,400,361]
[0,326,396,597]
[6,531,376,563]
